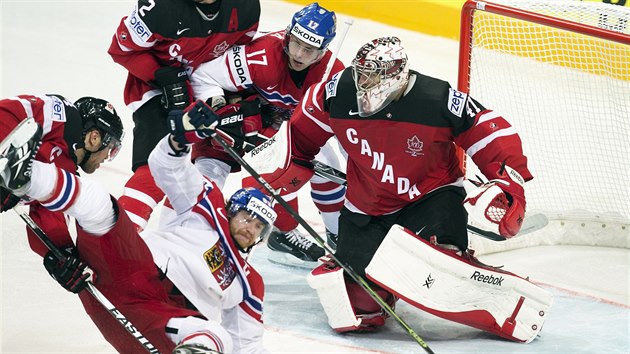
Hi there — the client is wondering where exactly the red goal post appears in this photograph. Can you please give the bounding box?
[457,0,630,253]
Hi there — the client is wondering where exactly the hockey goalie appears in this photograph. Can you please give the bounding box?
[243,36,553,343]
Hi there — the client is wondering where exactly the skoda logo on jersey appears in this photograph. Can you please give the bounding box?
[291,23,324,48]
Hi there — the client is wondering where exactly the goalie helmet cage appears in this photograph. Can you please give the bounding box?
[457,0,630,254]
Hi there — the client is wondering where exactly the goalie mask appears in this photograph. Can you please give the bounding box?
[227,188,277,253]
[352,37,410,117]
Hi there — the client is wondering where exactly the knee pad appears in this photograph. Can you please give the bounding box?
[307,257,396,333]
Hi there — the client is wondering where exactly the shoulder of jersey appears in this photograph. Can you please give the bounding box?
[250,30,284,49]
[140,0,260,36]
[136,0,181,33]
[324,68,352,100]
[221,0,261,30]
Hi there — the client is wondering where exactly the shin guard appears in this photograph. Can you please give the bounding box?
[365,225,552,343]
[308,257,395,333]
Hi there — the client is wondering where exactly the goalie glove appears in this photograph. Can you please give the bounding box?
[464,163,526,238]
[153,66,193,111]
[167,100,220,146]
[43,246,96,294]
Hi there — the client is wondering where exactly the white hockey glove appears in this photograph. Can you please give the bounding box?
[464,163,526,239]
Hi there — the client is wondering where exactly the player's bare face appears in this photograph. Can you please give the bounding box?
[230,210,266,249]
[287,35,320,71]
[192,0,217,4]
[81,145,111,174]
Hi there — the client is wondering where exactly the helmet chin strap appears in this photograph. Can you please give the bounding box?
[78,149,92,171]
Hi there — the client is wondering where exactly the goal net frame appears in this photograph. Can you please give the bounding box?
[457,0,630,254]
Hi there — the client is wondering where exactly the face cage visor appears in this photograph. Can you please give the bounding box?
[98,131,123,162]
[229,209,275,253]
[352,58,408,117]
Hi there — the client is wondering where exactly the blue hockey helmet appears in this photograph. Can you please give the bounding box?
[285,2,337,51]
[227,188,277,252]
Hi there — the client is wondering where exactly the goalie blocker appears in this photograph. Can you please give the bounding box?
[242,123,314,194]
[309,224,552,343]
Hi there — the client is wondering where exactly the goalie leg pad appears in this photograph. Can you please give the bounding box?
[365,225,553,343]
[307,259,395,333]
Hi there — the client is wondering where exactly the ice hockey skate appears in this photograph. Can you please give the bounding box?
[267,228,325,268]
[326,228,339,251]
[172,343,220,354]
[0,117,42,192]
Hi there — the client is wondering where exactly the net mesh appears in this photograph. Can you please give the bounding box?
[462,0,630,252]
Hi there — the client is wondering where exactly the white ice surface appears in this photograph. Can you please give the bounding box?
[1,1,629,353]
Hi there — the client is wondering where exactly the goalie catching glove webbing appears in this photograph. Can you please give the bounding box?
[463,162,526,238]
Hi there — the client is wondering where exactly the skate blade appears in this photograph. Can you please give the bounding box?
[267,249,318,270]
[0,118,40,158]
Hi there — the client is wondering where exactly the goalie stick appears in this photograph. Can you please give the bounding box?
[311,161,549,241]
[15,210,161,354]
[211,133,436,354]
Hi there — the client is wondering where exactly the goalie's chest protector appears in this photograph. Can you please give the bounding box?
[324,69,465,214]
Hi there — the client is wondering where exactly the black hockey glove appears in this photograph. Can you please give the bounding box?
[168,100,220,146]
[210,97,263,153]
[153,66,192,112]
[43,246,96,294]
[0,187,20,212]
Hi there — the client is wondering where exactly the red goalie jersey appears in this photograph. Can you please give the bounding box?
[290,68,533,215]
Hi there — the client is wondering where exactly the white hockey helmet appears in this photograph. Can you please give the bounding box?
[351,37,410,117]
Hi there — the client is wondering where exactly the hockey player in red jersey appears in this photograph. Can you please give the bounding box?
[0,101,277,353]
[190,2,346,267]
[0,95,124,257]
[248,37,552,342]
[108,0,260,231]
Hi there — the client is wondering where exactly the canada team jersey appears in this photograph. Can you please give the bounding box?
[0,94,82,172]
[290,68,533,215]
[0,94,83,256]
[191,30,345,122]
[108,0,259,111]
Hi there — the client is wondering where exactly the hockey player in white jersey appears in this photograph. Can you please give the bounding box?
[0,103,276,353]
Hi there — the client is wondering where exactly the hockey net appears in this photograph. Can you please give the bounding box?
[458,0,630,254]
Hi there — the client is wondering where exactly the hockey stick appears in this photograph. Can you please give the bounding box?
[15,210,161,354]
[211,134,436,354]
[311,161,549,241]
[320,18,354,83]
